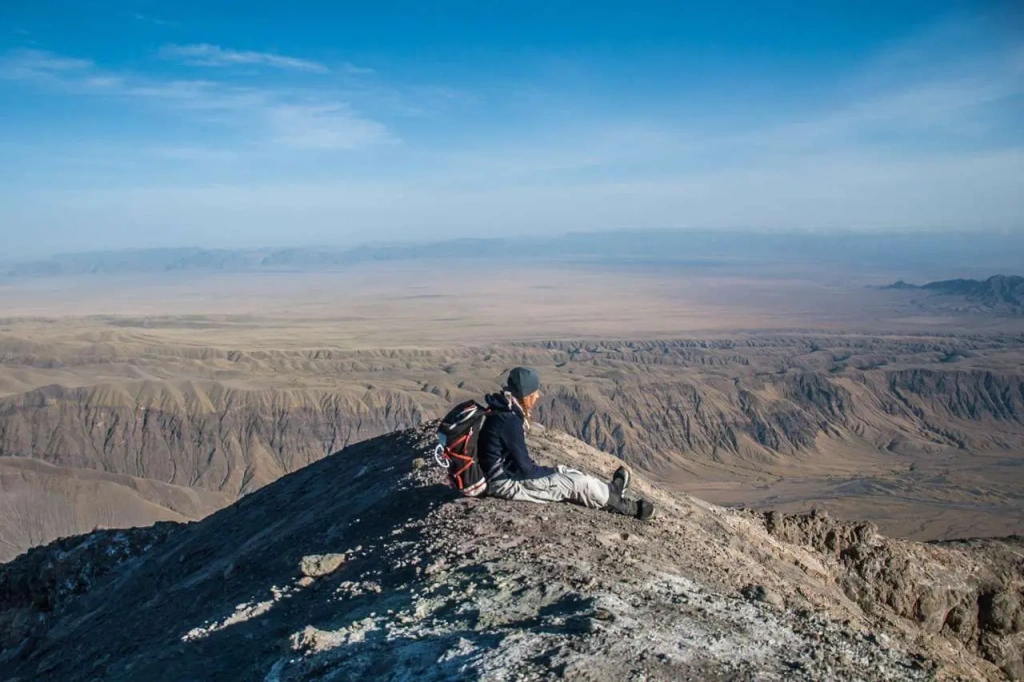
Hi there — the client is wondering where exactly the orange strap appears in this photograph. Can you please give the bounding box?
[444,430,476,489]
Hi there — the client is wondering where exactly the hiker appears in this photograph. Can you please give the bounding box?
[478,367,655,520]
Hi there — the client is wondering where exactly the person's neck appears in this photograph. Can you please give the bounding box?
[504,392,531,424]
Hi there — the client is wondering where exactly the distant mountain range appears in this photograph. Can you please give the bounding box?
[0,243,509,277]
[882,275,1024,313]
[4,230,1024,277]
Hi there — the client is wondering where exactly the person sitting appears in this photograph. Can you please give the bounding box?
[478,366,655,520]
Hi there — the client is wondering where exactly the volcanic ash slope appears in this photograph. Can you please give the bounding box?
[0,426,1021,681]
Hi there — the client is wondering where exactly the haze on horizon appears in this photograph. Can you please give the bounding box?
[1,1,1022,258]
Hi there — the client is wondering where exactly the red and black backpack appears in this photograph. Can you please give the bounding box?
[434,400,490,497]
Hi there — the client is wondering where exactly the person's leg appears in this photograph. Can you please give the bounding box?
[489,467,655,519]
[515,465,611,509]
[486,477,524,501]
[550,465,655,520]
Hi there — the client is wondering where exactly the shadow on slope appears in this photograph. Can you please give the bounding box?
[0,428,454,680]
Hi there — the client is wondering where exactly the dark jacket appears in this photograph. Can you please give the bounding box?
[478,392,554,482]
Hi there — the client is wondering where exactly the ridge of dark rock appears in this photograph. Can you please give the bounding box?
[881,275,1024,313]
[1,426,1021,680]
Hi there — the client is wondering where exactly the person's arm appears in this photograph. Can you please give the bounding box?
[503,417,554,478]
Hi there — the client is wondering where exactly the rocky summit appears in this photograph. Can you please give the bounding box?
[1,425,1022,681]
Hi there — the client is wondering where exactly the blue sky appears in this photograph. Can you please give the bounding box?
[1,1,1022,255]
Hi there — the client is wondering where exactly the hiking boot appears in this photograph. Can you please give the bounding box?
[603,490,656,522]
[610,466,631,495]
[635,499,656,521]
[603,489,637,517]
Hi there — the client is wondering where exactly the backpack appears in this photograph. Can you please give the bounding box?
[434,400,490,497]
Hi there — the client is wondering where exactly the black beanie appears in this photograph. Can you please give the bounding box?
[506,366,541,399]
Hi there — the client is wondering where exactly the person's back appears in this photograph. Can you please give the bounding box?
[478,367,655,520]
[478,390,553,482]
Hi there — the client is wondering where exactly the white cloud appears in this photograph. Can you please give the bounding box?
[160,43,329,73]
[268,104,395,149]
[0,49,93,80]
[148,146,241,162]
[0,49,391,152]
[733,75,1020,156]
[342,63,376,75]
[159,44,376,77]
[447,24,1024,181]
[133,13,176,27]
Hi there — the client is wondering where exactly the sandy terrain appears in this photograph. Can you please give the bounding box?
[3,262,1021,346]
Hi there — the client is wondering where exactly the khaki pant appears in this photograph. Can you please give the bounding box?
[487,465,610,509]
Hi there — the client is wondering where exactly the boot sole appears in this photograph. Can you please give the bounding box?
[613,466,631,493]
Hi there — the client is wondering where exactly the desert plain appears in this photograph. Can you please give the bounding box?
[1,258,1022,561]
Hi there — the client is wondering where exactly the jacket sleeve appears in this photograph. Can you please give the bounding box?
[502,417,554,479]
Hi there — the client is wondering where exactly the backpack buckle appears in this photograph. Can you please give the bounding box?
[433,443,450,469]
